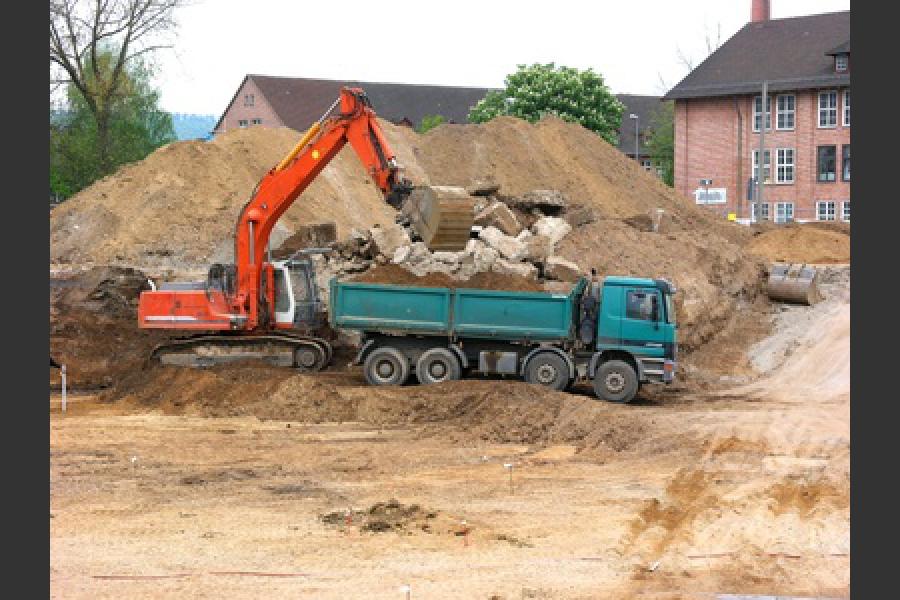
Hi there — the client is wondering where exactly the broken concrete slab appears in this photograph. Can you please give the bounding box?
[514,189,568,213]
[474,201,522,237]
[532,216,572,246]
[478,226,528,261]
[491,258,538,280]
[370,223,412,258]
[523,234,553,263]
[466,181,501,197]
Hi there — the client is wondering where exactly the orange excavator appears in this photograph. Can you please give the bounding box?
[137,87,473,370]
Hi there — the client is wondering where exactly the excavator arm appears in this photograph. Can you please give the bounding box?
[232,87,412,328]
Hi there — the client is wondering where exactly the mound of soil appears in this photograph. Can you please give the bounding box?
[745,224,850,264]
[351,264,546,291]
[321,500,446,535]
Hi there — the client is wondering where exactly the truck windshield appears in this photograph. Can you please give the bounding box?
[665,293,676,324]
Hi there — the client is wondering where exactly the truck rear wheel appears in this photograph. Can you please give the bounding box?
[524,351,569,391]
[416,348,461,385]
[593,360,639,403]
[364,347,410,386]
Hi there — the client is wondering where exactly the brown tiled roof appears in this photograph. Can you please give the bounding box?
[663,11,850,100]
[222,75,495,132]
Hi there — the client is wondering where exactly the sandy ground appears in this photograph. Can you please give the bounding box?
[49,274,850,599]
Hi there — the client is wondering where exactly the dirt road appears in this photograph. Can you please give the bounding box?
[49,274,850,599]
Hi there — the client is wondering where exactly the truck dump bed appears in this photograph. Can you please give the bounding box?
[330,278,587,342]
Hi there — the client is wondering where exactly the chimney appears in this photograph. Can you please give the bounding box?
[752,0,771,22]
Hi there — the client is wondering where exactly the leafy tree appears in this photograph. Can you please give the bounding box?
[50,0,182,173]
[417,114,446,134]
[645,101,675,186]
[50,51,175,199]
[468,63,625,145]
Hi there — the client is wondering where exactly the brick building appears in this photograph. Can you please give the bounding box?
[212,75,493,135]
[616,94,669,177]
[663,1,850,224]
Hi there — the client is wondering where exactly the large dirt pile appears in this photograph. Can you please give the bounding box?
[745,223,850,264]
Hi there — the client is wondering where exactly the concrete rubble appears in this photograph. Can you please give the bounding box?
[474,201,522,237]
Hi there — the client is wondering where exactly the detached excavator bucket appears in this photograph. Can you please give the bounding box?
[402,185,476,251]
[767,263,824,305]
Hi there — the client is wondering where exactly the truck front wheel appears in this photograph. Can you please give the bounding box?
[524,351,570,391]
[364,347,410,386]
[416,348,461,385]
[593,360,639,403]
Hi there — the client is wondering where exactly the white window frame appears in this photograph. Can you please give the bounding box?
[835,55,848,72]
[775,202,794,224]
[753,95,772,132]
[775,148,795,184]
[776,94,795,130]
[639,158,652,171]
[694,187,727,205]
[751,202,770,222]
[238,119,248,128]
[251,118,262,125]
[819,90,837,128]
[843,90,850,126]
[842,201,850,222]
[752,149,772,184]
[816,200,836,221]
[842,144,850,181]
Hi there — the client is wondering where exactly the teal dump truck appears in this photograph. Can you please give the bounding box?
[330,275,677,403]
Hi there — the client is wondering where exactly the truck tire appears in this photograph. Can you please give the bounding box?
[593,360,639,403]
[364,347,410,386]
[524,351,569,391]
[416,348,462,385]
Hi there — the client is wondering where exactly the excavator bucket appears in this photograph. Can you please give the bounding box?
[767,263,823,305]
[401,185,476,251]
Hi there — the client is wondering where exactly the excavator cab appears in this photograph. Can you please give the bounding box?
[272,250,327,330]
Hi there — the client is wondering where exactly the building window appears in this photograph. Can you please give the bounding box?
[752,149,771,183]
[775,202,794,224]
[818,91,837,128]
[694,187,727,205]
[843,90,850,126]
[753,95,772,132]
[752,202,770,222]
[238,119,248,128]
[817,201,836,221]
[776,94,795,130]
[817,145,836,182]
[835,54,848,72]
[640,158,652,171]
[776,148,795,184]
[251,118,262,125]
[842,145,850,181]
[842,201,850,222]
[244,94,255,107]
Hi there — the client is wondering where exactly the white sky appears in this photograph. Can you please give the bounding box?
[156,0,850,115]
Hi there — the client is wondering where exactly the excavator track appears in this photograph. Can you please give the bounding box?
[149,332,333,371]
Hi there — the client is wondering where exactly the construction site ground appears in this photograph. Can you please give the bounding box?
[50,268,849,599]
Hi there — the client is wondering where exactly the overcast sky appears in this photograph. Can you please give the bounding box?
[155,0,850,115]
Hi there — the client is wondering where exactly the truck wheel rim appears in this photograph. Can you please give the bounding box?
[428,361,447,380]
[375,359,396,381]
[605,372,625,393]
[536,364,558,384]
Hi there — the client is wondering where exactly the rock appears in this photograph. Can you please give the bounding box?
[432,251,463,264]
[466,180,501,197]
[491,258,538,280]
[532,217,572,246]
[349,227,369,243]
[544,256,582,282]
[516,230,533,242]
[474,201,522,237]
[479,226,527,261]
[391,245,412,264]
[564,206,596,227]
[513,189,568,213]
[471,242,500,272]
[370,223,411,258]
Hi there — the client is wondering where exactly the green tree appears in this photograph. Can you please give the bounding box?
[468,63,625,145]
[417,114,446,134]
[645,101,675,186]
[50,51,175,199]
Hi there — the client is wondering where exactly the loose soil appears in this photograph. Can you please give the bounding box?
[746,223,851,264]
[351,264,546,291]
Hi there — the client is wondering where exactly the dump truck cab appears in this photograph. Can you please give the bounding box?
[587,276,677,400]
